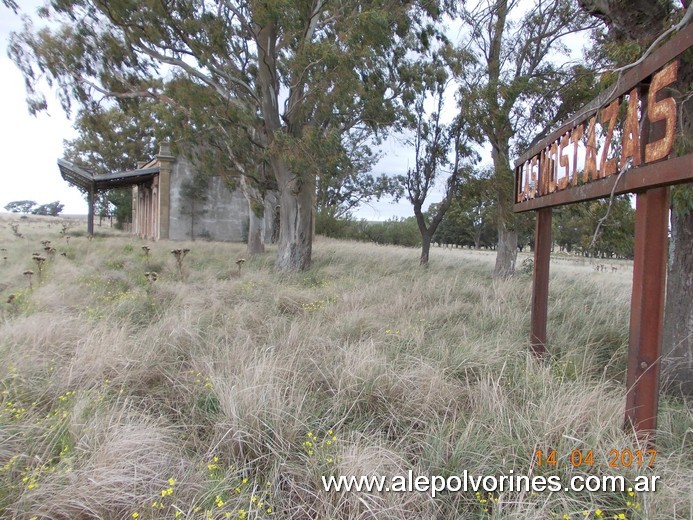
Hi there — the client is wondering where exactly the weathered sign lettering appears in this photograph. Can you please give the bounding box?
[515,61,679,206]
[513,23,693,444]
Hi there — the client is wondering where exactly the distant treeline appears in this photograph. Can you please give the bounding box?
[317,194,635,259]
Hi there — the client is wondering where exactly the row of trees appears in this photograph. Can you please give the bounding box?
[6,0,602,277]
[318,190,636,260]
[4,200,64,216]
[9,0,444,270]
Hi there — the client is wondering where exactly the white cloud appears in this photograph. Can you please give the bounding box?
[0,3,84,214]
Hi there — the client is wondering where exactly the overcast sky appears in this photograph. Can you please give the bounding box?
[0,3,84,214]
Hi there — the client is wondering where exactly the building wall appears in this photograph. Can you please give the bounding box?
[167,156,276,242]
[131,151,277,243]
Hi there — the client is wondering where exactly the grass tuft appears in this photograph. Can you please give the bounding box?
[0,216,690,519]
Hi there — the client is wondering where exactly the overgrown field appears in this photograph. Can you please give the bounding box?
[1,215,691,519]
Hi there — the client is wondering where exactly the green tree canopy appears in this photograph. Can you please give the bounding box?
[31,201,64,217]
[447,0,601,277]
[10,0,443,271]
[4,200,37,214]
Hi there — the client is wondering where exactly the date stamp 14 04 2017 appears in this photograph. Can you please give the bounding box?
[534,449,657,469]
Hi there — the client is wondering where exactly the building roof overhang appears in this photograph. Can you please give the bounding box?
[57,159,160,192]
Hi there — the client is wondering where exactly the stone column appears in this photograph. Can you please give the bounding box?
[139,187,145,238]
[152,176,159,240]
[144,186,152,238]
[132,186,138,235]
[87,185,95,236]
[156,142,175,240]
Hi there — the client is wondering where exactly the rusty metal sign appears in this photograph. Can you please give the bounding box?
[513,22,693,444]
[514,24,693,212]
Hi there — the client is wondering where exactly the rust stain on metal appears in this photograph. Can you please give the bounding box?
[530,208,552,358]
[512,25,693,445]
[621,87,642,168]
[514,24,692,209]
[513,154,693,212]
[625,188,670,444]
[599,98,620,177]
[645,61,679,163]
[514,23,693,168]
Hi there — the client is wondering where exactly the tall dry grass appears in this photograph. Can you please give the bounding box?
[0,214,690,519]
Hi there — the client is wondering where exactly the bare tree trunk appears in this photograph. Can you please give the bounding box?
[662,201,693,396]
[275,162,313,271]
[247,208,265,255]
[494,225,518,278]
[662,45,693,396]
[420,233,432,266]
[264,190,279,245]
[240,175,266,255]
[491,142,518,278]
[256,23,312,271]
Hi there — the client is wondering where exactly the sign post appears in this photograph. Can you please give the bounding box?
[513,24,693,443]
[530,208,552,358]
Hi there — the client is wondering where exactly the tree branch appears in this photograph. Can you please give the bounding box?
[606,3,692,75]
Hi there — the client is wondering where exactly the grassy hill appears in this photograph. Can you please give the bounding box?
[1,216,690,519]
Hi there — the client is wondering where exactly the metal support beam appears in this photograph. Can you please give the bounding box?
[87,187,95,236]
[625,187,670,443]
[531,208,552,357]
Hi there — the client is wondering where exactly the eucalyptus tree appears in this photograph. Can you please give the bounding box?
[64,103,162,177]
[449,0,599,278]
[314,129,403,221]
[402,74,478,266]
[578,0,693,395]
[10,0,441,271]
[432,169,496,249]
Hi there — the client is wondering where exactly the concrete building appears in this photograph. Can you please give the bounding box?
[58,143,275,241]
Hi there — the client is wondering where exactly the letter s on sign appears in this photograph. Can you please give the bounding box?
[645,60,678,163]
